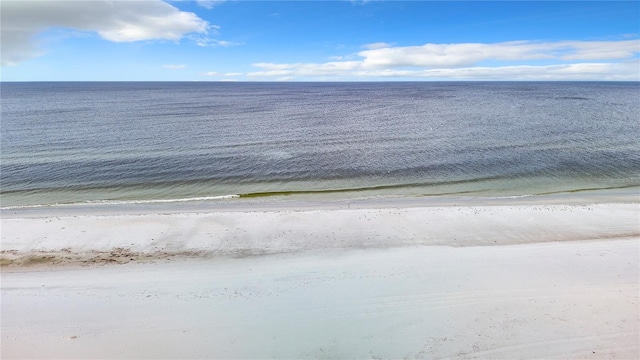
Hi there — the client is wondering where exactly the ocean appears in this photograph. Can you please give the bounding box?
[1,82,639,208]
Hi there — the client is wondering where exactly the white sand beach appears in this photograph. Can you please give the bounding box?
[1,197,639,359]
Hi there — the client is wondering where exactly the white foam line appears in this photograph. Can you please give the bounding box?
[0,195,241,209]
[482,194,534,200]
[88,195,241,205]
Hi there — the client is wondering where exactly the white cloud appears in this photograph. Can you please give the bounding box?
[362,42,393,50]
[201,71,219,76]
[557,40,639,60]
[247,39,640,81]
[328,53,359,61]
[163,64,187,69]
[358,40,640,69]
[360,61,640,81]
[248,61,639,81]
[191,36,239,47]
[196,0,226,9]
[223,72,244,76]
[249,61,361,77]
[1,0,210,66]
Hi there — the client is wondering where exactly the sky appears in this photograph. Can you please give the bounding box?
[1,0,639,81]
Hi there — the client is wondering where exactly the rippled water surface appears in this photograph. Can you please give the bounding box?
[1,82,639,207]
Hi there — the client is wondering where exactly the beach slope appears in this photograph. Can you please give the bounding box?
[1,199,639,359]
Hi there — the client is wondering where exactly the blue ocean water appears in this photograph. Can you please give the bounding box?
[1,82,639,208]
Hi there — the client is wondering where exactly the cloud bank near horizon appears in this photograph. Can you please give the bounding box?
[245,40,640,81]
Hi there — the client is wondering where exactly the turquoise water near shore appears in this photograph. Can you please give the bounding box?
[1,82,639,208]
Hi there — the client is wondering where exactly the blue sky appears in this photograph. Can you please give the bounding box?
[1,1,639,81]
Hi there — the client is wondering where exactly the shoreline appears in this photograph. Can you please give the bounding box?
[2,185,638,217]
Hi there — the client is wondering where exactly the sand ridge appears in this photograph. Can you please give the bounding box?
[2,201,638,267]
